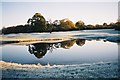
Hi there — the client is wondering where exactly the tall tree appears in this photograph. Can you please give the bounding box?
[75,20,85,30]
[59,18,76,30]
[27,13,47,32]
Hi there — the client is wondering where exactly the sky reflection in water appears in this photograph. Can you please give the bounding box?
[1,39,118,65]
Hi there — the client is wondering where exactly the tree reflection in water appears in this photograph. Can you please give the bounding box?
[28,43,49,58]
[76,39,86,46]
[28,39,86,59]
[61,40,76,49]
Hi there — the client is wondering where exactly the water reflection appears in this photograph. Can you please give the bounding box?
[28,43,49,58]
[28,39,86,59]
[76,39,86,46]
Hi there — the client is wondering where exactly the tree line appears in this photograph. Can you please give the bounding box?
[1,13,120,34]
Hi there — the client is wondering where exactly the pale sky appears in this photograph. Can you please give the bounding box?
[0,0,119,29]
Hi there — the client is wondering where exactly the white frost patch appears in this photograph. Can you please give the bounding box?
[0,61,64,70]
[0,61,43,70]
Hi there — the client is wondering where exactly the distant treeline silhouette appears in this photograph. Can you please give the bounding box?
[1,13,120,34]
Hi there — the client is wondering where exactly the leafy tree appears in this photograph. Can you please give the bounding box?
[95,24,104,29]
[46,19,53,32]
[27,13,47,32]
[86,24,94,29]
[113,16,120,30]
[52,20,61,31]
[115,16,120,30]
[59,18,76,30]
[109,22,115,26]
[75,20,85,30]
[103,23,107,26]
[53,20,61,26]
[114,22,120,30]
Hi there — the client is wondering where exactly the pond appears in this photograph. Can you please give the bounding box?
[0,29,119,78]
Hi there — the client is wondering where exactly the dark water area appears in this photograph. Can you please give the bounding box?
[0,29,119,78]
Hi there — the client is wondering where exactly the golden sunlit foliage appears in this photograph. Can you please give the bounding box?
[59,18,77,30]
[75,20,85,30]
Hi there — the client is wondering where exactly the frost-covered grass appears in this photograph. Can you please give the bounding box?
[1,61,118,78]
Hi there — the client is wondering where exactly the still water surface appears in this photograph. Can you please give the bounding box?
[2,40,118,65]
